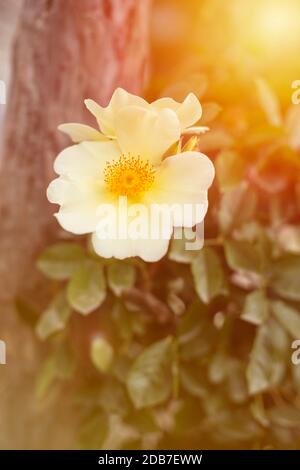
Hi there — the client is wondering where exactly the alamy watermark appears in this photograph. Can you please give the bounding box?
[291,339,300,365]
[0,340,6,365]
[291,80,300,105]
[95,196,205,250]
[0,80,6,105]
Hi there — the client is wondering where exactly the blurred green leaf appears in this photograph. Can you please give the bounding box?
[35,355,57,400]
[80,412,108,450]
[224,239,262,274]
[169,228,198,263]
[271,300,300,339]
[191,247,227,304]
[90,336,114,373]
[247,318,289,395]
[35,342,75,400]
[178,301,216,360]
[107,262,136,297]
[268,405,300,429]
[167,292,185,316]
[98,377,130,415]
[37,242,85,280]
[241,290,269,325]
[101,414,139,450]
[55,342,76,379]
[208,352,228,384]
[180,365,208,399]
[219,183,257,234]
[67,259,106,315]
[127,337,174,409]
[226,359,248,404]
[276,225,300,254]
[35,290,71,340]
[250,395,270,428]
[198,129,234,153]
[216,150,245,191]
[270,255,300,301]
[213,410,262,444]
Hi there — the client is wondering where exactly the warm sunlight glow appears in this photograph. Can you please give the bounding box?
[255,0,299,44]
[235,0,300,60]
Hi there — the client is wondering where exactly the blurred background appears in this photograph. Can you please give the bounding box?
[1,0,300,450]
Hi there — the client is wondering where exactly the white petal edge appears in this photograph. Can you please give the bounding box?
[85,88,148,136]
[149,151,215,227]
[91,232,171,262]
[152,93,202,130]
[58,123,107,143]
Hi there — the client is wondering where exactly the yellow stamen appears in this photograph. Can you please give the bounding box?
[104,154,155,198]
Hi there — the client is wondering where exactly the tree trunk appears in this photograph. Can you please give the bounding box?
[0,0,150,449]
[0,0,150,300]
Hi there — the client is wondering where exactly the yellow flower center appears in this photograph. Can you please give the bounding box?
[104,154,155,198]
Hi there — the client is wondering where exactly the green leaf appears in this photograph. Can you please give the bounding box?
[226,359,248,404]
[180,365,208,399]
[35,343,75,400]
[107,262,136,297]
[55,343,76,379]
[247,318,289,395]
[268,405,300,428]
[224,239,262,273]
[126,337,174,409]
[208,352,228,384]
[191,247,226,303]
[277,225,300,254]
[241,290,269,325]
[168,228,200,263]
[37,242,85,280]
[271,300,300,339]
[67,259,106,315]
[90,336,114,373]
[35,355,57,400]
[218,183,257,234]
[270,255,300,301]
[216,150,245,191]
[177,301,216,360]
[35,290,71,340]
[80,412,108,450]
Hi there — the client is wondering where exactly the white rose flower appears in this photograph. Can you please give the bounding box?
[47,93,214,262]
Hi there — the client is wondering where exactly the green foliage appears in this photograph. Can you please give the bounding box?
[270,256,300,301]
[216,150,245,191]
[67,259,106,315]
[37,242,85,280]
[36,290,71,340]
[90,337,114,373]
[271,301,300,339]
[191,247,227,303]
[247,318,289,395]
[126,337,174,409]
[107,261,136,296]
[36,343,75,400]
[33,64,300,450]
[241,290,269,325]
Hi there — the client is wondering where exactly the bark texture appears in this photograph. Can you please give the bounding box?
[0,0,150,300]
[0,0,150,449]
